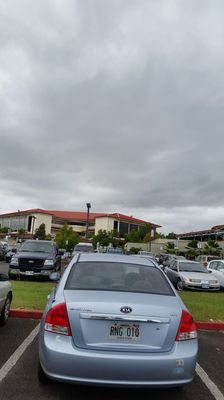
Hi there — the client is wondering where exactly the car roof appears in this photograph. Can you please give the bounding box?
[78,253,156,267]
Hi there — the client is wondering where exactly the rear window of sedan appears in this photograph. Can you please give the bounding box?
[65,262,175,296]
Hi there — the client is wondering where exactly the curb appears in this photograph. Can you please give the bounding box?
[10,309,43,319]
[9,309,224,330]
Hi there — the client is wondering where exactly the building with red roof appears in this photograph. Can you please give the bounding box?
[0,208,161,238]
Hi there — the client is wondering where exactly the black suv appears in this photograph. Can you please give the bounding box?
[9,240,62,279]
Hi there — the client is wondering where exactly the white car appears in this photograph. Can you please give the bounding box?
[208,260,224,289]
[72,242,94,255]
[0,273,12,325]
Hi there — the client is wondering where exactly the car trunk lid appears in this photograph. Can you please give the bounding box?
[64,290,182,353]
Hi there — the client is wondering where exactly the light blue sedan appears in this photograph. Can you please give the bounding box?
[38,253,198,388]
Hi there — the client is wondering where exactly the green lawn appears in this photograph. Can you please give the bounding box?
[10,281,224,322]
[179,291,224,321]
[11,281,55,310]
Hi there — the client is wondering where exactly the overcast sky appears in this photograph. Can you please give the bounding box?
[1,0,224,234]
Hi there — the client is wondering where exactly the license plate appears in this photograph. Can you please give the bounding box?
[109,323,140,340]
[25,271,34,276]
[201,281,210,288]
[202,283,210,288]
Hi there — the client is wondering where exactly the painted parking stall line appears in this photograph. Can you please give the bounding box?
[196,363,224,400]
[0,324,40,384]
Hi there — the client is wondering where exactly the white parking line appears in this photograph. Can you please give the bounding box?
[196,363,224,400]
[0,323,39,383]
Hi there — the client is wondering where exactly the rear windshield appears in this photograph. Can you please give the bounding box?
[66,262,174,296]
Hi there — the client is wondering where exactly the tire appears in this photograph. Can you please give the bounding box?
[38,362,50,384]
[0,294,11,326]
[176,279,184,291]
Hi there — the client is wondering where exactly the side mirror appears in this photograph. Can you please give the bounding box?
[49,271,61,281]
[0,273,9,281]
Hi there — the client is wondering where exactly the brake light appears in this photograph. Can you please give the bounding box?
[45,303,71,336]
[176,310,197,341]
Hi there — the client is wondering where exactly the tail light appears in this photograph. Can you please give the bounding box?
[204,262,208,267]
[45,303,71,336]
[176,310,197,341]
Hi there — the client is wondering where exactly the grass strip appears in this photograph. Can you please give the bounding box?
[179,291,224,321]
[10,281,224,322]
[11,281,54,310]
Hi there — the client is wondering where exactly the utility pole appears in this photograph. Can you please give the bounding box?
[85,203,91,239]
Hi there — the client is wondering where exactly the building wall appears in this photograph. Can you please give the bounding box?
[0,215,29,231]
[125,239,190,253]
[32,213,52,235]
[95,217,115,234]
[0,213,52,235]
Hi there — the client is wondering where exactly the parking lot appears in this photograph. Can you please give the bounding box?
[1,260,224,399]
[0,317,223,400]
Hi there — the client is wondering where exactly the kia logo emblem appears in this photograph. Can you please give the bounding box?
[120,306,132,314]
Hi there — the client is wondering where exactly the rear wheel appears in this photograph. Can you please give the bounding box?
[176,279,184,291]
[0,294,12,325]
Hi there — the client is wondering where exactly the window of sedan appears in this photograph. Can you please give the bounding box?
[217,262,224,272]
[66,262,175,296]
[169,260,177,270]
[209,261,218,270]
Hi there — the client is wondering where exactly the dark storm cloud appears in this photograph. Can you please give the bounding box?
[1,0,224,232]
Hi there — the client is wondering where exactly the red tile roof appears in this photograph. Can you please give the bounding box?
[96,213,161,227]
[0,209,161,227]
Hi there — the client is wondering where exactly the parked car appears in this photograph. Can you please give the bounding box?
[72,242,94,255]
[196,255,222,268]
[105,247,123,254]
[165,260,220,291]
[207,260,224,289]
[5,246,17,263]
[133,253,158,266]
[0,247,5,261]
[138,251,153,256]
[0,273,12,325]
[38,253,198,387]
[9,240,62,279]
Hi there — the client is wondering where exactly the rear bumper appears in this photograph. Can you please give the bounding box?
[39,331,198,387]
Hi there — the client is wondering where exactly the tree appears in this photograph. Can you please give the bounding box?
[55,225,80,251]
[34,223,46,240]
[166,232,177,239]
[186,240,199,259]
[165,242,175,254]
[203,240,222,256]
[92,230,112,248]
[125,230,141,243]
[0,227,9,233]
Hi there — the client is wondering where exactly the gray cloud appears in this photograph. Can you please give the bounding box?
[1,0,224,233]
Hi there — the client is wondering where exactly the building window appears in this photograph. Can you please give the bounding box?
[130,224,138,232]
[119,222,129,235]
[114,221,118,230]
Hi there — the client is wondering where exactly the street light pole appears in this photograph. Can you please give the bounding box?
[85,203,91,239]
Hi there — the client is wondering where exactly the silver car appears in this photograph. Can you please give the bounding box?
[165,260,220,291]
[208,260,224,289]
[38,254,198,388]
[0,273,12,325]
